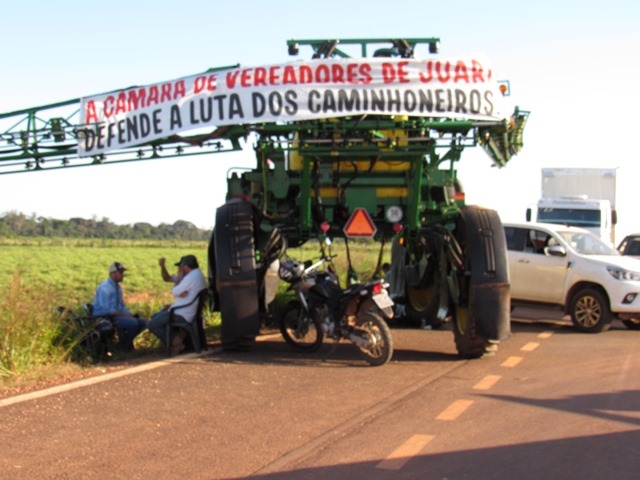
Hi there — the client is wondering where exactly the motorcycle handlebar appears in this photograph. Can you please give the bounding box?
[301,254,338,275]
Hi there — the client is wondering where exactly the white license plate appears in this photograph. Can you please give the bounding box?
[373,292,394,309]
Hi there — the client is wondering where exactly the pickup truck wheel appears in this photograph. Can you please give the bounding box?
[569,288,613,333]
[622,318,640,330]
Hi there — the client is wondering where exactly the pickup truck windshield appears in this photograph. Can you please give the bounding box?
[557,231,617,255]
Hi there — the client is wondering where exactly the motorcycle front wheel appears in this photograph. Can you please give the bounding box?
[278,300,324,352]
[352,312,394,366]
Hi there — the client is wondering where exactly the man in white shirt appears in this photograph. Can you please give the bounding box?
[148,254,207,354]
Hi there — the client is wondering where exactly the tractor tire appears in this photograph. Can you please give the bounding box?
[213,198,261,351]
[388,233,443,329]
[207,229,220,312]
[452,205,510,359]
[405,261,444,329]
[404,179,464,329]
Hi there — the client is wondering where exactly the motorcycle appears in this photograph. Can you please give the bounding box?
[277,253,395,366]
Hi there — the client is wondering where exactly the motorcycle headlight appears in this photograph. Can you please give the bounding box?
[607,266,640,281]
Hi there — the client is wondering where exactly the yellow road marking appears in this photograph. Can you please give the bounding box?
[501,356,523,367]
[376,434,435,470]
[436,399,474,420]
[473,375,502,390]
[538,331,553,339]
[521,342,540,352]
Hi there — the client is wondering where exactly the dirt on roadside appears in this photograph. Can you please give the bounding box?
[0,349,168,400]
[0,325,279,400]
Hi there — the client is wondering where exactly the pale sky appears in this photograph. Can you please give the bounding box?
[1,0,639,239]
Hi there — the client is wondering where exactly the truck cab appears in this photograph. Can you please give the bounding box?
[526,196,616,245]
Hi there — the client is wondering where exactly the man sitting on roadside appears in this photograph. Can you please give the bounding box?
[92,262,148,352]
[148,255,207,354]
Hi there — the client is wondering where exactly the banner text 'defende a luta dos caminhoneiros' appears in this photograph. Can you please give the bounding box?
[79,56,507,156]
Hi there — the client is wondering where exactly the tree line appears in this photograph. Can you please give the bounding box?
[0,211,212,241]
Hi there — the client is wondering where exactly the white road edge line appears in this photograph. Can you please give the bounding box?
[0,350,215,408]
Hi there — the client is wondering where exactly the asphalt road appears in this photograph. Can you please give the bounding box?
[2,308,640,480]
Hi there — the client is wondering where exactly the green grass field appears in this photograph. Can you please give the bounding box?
[0,238,209,304]
[0,239,210,384]
[0,237,388,389]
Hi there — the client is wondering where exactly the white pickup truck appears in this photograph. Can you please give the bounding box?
[503,222,640,333]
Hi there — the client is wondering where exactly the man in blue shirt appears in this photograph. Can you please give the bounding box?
[92,262,148,352]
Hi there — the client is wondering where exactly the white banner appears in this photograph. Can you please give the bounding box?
[79,56,507,157]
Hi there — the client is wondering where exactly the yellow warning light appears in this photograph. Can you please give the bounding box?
[343,208,377,238]
[498,81,510,96]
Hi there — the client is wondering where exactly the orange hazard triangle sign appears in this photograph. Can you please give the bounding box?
[343,208,377,238]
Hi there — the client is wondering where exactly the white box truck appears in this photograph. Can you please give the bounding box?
[525,167,618,244]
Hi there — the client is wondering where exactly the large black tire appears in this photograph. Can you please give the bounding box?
[405,270,444,329]
[569,288,613,333]
[452,206,510,359]
[214,199,261,351]
[207,229,220,313]
[451,302,499,359]
[278,300,324,351]
[353,311,394,366]
[388,232,444,329]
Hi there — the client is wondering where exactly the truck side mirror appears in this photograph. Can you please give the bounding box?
[544,245,566,257]
[612,209,618,225]
[525,208,532,222]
